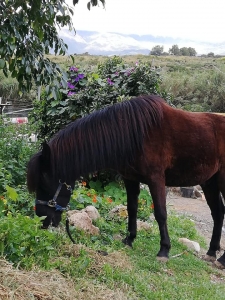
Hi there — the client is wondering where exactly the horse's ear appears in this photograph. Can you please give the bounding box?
[41,141,51,165]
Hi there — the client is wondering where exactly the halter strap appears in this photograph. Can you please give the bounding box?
[35,181,72,211]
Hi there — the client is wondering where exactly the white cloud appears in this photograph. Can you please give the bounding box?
[66,0,225,43]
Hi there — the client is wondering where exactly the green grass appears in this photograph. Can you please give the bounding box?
[2,210,225,299]
[67,213,225,299]
[83,214,224,299]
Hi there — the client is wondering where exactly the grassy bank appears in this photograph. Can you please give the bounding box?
[1,211,225,299]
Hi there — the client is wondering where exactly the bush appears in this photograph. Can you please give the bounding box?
[30,56,171,140]
[161,66,225,112]
[0,120,38,193]
[0,214,64,268]
[0,185,35,218]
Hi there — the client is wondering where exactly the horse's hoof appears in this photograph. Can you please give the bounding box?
[41,225,48,229]
[156,256,168,263]
[214,260,225,269]
[122,237,133,248]
[203,254,216,262]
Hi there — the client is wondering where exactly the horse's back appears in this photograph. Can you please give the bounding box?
[141,105,225,186]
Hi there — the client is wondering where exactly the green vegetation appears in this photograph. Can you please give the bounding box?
[30,56,171,140]
[150,44,197,56]
[1,196,225,298]
[0,119,38,192]
[0,122,225,299]
[1,54,225,119]
[1,55,225,298]
[168,44,197,56]
[0,0,105,97]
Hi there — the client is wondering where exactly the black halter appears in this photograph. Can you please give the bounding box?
[35,180,76,243]
[35,180,73,211]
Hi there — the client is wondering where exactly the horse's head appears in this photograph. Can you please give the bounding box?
[27,142,73,228]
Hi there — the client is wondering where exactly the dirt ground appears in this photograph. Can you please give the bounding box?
[166,189,225,253]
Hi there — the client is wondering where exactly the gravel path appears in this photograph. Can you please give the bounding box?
[166,190,225,253]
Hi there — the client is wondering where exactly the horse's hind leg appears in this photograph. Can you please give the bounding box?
[213,171,225,268]
[201,175,224,261]
[122,179,140,247]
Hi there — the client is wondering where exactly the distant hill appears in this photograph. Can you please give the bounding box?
[59,29,225,56]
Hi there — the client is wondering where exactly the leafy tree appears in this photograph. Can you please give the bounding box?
[207,52,214,57]
[188,47,197,56]
[0,0,105,97]
[169,44,180,56]
[180,47,190,56]
[150,45,164,56]
[179,47,197,56]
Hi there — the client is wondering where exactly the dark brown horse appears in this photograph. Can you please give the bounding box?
[27,95,225,267]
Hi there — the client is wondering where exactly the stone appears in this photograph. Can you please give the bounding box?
[68,210,100,235]
[109,205,128,218]
[82,205,100,220]
[137,220,152,231]
[180,187,194,198]
[178,237,200,253]
[169,187,182,196]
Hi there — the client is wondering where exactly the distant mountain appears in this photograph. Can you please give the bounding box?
[58,29,225,56]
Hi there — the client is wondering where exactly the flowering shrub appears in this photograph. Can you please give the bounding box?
[66,66,86,96]
[31,56,171,140]
[70,180,154,220]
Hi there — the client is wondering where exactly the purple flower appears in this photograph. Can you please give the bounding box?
[68,82,75,89]
[125,68,134,76]
[115,72,119,76]
[69,66,78,72]
[74,73,85,82]
[68,91,76,96]
[107,78,114,85]
[135,61,139,66]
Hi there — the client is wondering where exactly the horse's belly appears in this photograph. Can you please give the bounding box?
[165,164,218,187]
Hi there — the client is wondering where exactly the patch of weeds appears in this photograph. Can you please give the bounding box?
[168,214,207,249]
[0,214,67,269]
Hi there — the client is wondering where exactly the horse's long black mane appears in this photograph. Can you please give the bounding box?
[28,95,164,190]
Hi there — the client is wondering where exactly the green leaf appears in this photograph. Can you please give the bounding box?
[6,185,18,201]
[92,73,99,80]
[78,79,87,86]
[52,89,57,100]
[51,101,59,107]
[89,180,102,191]
[9,44,16,52]
[0,59,5,69]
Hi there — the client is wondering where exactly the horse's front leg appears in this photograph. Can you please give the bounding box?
[122,179,140,247]
[148,176,171,261]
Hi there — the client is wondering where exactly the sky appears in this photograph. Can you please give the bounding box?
[66,0,225,44]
